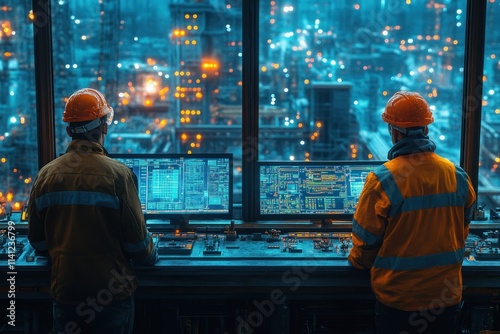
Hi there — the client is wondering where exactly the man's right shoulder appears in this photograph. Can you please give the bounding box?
[103,156,137,182]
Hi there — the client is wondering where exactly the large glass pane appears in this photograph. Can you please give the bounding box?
[0,2,36,214]
[51,0,243,196]
[258,1,467,162]
[480,0,500,216]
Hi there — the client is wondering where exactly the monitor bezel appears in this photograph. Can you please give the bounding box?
[256,160,384,222]
[109,153,234,224]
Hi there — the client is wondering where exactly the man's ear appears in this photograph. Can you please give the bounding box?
[102,123,108,135]
[66,126,73,138]
[423,126,429,135]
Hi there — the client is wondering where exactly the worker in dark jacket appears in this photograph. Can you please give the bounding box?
[348,91,476,334]
[28,88,158,334]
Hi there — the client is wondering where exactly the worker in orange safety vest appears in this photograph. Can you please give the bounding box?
[348,91,476,334]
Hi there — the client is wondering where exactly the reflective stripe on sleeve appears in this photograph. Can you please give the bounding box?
[35,191,119,211]
[373,247,464,271]
[352,218,384,247]
[455,167,470,206]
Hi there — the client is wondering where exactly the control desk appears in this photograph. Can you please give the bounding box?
[1,213,500,289]
[1,212,500,333]
[3,225,499,259]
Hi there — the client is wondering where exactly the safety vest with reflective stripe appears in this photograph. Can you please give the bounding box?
[348,151,476,311]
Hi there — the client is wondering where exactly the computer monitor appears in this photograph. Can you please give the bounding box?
[258,160,384,222]
[110,153,233,225]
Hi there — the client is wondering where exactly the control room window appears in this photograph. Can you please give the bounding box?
[258,1,467,162]
[51,0,243,197]
[479,0,500,215]
[0,3,37,213]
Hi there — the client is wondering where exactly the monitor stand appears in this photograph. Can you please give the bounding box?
[312,218,332,228]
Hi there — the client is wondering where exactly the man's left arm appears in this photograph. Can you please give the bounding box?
[463,173,477,237]
[119,170,158,265]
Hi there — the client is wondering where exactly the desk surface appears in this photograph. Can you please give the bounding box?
[3,228,500,290]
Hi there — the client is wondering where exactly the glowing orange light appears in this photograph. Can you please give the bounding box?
[201,59,219,71]
[172,29,186,38]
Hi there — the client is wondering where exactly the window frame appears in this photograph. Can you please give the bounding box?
[33,0,485,223]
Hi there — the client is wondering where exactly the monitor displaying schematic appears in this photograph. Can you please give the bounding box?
[110,154,233,224]
[258,161,383,221]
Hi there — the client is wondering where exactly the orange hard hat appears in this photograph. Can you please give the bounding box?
[63,88,113,123]
[381,91,434,128]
